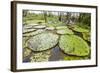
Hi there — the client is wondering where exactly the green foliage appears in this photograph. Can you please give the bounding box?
[78,13,91,26]
[59,35,90,56]
[23,11,91,62]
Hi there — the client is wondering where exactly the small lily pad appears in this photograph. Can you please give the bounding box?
[23,24,34,29]
[28,32,59,51]
[59,35,90,56]
[56,26,68,30]
[33,25,46,29]
[46,26,55,30]
[23,29,45,37]
[23,28,36,33]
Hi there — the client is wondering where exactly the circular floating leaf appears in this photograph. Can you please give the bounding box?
[46,26,55,30]
[56,26,68,30]
[28,32,59,51]
[72,26,89,32]
[23,28,36,34]
[33,25,46,29]
[59,35,90,56]
[57,29,73,35]
[23,24,37,29]
[23,29,45,37]
[56,26,73,35]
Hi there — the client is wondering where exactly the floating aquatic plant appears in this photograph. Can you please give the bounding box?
[27,32,59,51]
[59,35,90,56]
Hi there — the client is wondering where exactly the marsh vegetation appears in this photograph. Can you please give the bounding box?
[22,10,91,62]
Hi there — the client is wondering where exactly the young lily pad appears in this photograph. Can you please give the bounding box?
[28,32,59,51]
[23,29,45,37]
[59,35,90,56]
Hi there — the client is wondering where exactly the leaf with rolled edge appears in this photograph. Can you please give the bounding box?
[28,32,59,51]
[56,26,73,35]
[59,35,90,56]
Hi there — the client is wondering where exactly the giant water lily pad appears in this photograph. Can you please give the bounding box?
[56,26,73,35]
[23,29,45,37]
[57,29,73,35]
[46,26,55,30]
[56,26,68,30]
[59,35,90,56]
[33,25,46,29]
[72,26,89,32]
[23,28,36,34]
[28,32,59,51]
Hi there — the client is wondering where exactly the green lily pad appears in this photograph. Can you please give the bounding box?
[72,26,89,32]
[28,32,59,51]
[57,29,73,35]
[23,29,45,37]
[33,25,46,29]
[59,35,90,56]
[46,26,55,30]
[56,26,68,30]
[23,28,36,34]
[56,26,73,35]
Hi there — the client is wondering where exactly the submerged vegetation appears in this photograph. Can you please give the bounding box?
[23,10,91,62]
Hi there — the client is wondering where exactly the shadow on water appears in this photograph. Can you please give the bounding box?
[49,46,64,61]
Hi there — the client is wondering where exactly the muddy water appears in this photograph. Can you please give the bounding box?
[23,45,66,62]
